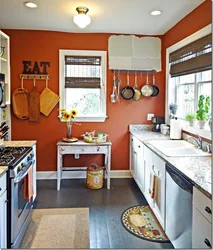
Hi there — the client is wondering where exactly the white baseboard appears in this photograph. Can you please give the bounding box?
[36,170,132,180]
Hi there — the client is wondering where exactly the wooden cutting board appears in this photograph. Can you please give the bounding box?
[29,86,40,122]
[12,88,29,119]
[40,87,60,116]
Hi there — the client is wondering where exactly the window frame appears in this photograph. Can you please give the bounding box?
[165,24,212,140]
[59,49,107,122]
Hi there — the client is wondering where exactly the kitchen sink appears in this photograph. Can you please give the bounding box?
[148,140,211,157]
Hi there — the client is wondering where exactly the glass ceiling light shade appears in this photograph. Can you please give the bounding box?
[73,6,91,28]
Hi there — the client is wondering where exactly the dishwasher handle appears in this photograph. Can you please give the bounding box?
[166,164,193,194]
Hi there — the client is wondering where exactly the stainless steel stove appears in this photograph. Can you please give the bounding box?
[0,146,35,248]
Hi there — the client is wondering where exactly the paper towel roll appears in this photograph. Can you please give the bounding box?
[170,119,181,139]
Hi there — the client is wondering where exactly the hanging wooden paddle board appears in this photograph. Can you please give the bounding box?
[29,80,40,122]
[40,87,60,116]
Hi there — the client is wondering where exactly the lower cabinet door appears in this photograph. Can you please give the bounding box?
[143,146,154,208]
[192,207,212,249]
[0,190,7,249]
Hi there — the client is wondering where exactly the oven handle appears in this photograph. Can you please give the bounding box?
[14,160,35,184]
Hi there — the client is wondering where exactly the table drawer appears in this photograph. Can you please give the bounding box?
[0,172,6,197]
[59,145,108,154]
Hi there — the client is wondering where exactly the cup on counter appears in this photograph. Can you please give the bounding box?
[160,124,170,135]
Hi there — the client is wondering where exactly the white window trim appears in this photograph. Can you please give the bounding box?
[59,49,107,122]
[165,24,212,140]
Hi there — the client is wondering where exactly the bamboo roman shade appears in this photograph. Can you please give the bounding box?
[65,56,101,88]
[169,34,212,77]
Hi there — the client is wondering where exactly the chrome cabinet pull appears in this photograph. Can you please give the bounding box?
[205,206,212,214]
[204,238,211,248]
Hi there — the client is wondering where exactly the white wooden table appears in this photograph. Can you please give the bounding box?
[57,140,112,190]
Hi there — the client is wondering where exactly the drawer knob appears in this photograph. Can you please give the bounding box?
[204,238,211,248]
[205,206,212,214]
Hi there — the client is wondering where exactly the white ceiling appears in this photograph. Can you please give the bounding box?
[0,0,205,35]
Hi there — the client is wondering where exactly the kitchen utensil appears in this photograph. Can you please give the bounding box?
[1,131,8,139]
[29,77,40,122]
[141,72,154,97]
[12,77,29,119]
[132,72,142,101]
[151,72,160,97]
[0,122,7,129]
[121,72,135,100]
[40,78,60,116]
[116,71,121,103]
[0,125,9,134]
[110,71,117,103]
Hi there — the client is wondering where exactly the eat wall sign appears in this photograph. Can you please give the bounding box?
[22,61,50,74]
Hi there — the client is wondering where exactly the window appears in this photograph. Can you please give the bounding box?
[169,70,211,119]
[166,26,212,130]
[59,50,107,122]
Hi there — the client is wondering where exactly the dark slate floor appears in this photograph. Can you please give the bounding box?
[34,178,173,249]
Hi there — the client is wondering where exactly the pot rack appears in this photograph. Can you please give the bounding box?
[19,74,50,80]
[111,69,156,74]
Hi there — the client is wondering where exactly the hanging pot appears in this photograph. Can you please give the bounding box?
[151,72,160,97]
[132,72,141,101]
[121,72,135,100]
[141,72,154,97]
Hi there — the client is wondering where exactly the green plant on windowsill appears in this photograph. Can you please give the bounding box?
[185,113,196,126]
[196,95,211,129]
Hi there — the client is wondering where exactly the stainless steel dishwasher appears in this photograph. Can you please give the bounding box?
[165,163,193,249]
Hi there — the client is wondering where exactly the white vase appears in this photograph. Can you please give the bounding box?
[198,120,206,129]
[189,119,196,127]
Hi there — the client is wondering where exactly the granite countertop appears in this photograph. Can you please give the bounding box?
[2,140,37,147]
[0,166,8,178]
[129,125,212,199]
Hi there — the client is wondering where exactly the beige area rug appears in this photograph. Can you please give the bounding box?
[20,208,90,249]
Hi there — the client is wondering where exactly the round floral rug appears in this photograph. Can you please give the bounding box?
[121,205,169,242]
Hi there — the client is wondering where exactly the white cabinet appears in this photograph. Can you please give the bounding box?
[129,135,145,192]
[143,145,166,228]
[192,187,212,248]
[0,30,11,141]
[0,172,7,249]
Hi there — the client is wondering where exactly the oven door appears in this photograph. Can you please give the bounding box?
[10,165,34,245]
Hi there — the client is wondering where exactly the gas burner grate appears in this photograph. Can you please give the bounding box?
[0,154,15,165]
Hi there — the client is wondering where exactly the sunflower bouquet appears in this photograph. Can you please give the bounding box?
[59,108,78,123]
[59,108,80,139]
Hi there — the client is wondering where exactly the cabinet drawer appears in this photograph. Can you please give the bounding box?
[192,207,212,248]
[59,145,108,154]
[193,187,211,223]
[0,173,6,197]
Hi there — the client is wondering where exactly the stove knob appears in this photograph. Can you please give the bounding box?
[17,166,22,173]
[21,163,26,169]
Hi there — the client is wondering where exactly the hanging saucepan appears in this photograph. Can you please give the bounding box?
[132,72,142,101]
[151,72,160,97]
[141,71,154,97]
[121,72,135,100]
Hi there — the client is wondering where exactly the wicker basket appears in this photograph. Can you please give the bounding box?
[82,134,108,143]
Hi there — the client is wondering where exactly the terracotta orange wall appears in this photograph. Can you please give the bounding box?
[3,30,164,171]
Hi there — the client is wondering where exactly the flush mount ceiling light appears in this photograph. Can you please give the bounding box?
[73,6,91,28]
[24,1,38,8]
[150,10,162,16]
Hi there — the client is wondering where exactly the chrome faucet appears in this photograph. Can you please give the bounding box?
[186,133,202,149]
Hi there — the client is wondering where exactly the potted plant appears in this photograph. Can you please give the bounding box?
[185,113,196,126]
[196,95,211,129]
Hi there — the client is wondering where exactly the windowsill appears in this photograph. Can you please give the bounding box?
[182,124,211,142]
[60,116,108,123]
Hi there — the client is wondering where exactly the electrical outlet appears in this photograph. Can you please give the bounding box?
[147,114,154,121]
